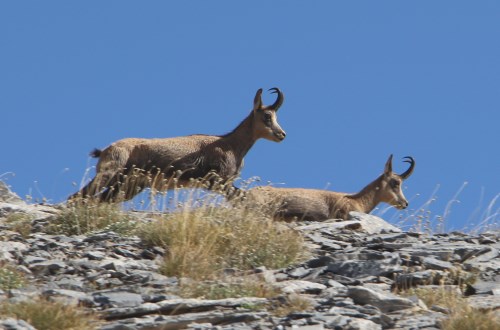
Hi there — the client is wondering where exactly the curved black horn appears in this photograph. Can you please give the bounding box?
[267,87,284,111]
[400,156,415,179]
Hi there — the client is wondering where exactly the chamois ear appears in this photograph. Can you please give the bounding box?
[384,154,394,175]
[253,88,263,112]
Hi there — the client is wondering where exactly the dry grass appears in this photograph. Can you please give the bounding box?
[4,213,33,238]
[46,201,136,236]
[0,298,99,330]
[138,200,306,281]
[402,287,499,330]
[441,304,499,330]
[271,294,315,317]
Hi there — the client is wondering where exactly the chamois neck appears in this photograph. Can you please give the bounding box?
[348,175,384,213]
[220,112,258,157]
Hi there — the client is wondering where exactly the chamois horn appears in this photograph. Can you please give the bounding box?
[267,87,284,111]
[400,156,415,179]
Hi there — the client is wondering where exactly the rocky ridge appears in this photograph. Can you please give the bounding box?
[0,181,498,330]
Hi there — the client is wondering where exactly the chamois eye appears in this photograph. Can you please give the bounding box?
[390,180,400,188]
[263,112,272,122]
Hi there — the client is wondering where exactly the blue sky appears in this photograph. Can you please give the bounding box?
[1,2,498,231]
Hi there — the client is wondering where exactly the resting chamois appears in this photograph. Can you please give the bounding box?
[69,88,286,202]
[247,155,415,221]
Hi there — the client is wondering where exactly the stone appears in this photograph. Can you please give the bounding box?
[421,256,455,271]
[0,318,37,330]
[347,286,415,313]
[93,291,144,308]
[273,280,327,294]
[0,181,25,205]
[348,212,402,234]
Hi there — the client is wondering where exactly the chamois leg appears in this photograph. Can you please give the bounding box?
[98,171,147,202]
[68,171,116,202]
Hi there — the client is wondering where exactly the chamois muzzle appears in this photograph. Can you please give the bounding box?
[395,199,409,210]
[272,128,286,141]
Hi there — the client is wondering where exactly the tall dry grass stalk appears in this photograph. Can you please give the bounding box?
[137,190,307,281]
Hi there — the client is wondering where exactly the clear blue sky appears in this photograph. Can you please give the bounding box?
[1,2,498,231]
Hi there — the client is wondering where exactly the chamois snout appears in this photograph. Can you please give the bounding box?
[272,127,286,142]
[393,197,409,210]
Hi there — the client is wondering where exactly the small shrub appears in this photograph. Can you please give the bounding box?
[46,202,136,236]
[0,298,98,330]
[0,263,26,291]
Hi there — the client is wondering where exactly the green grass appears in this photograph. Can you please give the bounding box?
[0,262,26,291]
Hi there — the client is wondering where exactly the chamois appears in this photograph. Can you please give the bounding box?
[247,155,415,221]
[69,88,286,202]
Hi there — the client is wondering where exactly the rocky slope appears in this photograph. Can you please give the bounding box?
[0,181,498,330]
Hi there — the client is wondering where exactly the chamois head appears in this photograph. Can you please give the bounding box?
[377,154,415,209]
[252,88,286,142]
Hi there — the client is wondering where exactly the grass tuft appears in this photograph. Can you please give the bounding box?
[138,202,306,281]
[4,213,33,238]
[46,202,136,236]
[0,262,27,291]
[271,294,315,317]
[402,287,499,330]
[0,298,99,330]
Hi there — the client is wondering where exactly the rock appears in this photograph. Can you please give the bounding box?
[93,291,144,308]
[421,256,455,271]
[347,286,415,313]
[348,212,402,234]
[273,280,327,294]
[0,318,37,330]
[0,181,25,205]
[326,252,402,278]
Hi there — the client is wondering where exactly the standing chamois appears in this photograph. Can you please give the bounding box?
[246,155,415,221]
[69,88,286,202]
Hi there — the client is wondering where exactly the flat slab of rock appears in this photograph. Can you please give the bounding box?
[347,286,415,313]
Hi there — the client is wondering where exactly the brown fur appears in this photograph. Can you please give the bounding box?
[69,88,286,202]
[247,155,415,221]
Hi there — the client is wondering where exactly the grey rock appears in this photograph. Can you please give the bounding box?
[466,294,500,311]
[0,318,37,330]
[101,310,268,330]
[0,181,25,205]
[347,286,415,313]
[103,297,268,320]
[94,291,144,308]
[422,256,455,271]
[349,212,402,234]
[326,252,402,278]
[28,260,67,275]
[273,280,327,294]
